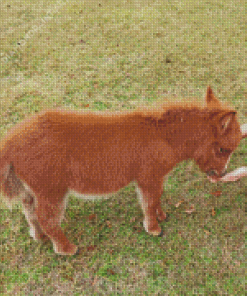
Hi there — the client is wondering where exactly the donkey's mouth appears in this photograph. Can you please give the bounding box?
[206,169,227,183]
[207,169,227,177]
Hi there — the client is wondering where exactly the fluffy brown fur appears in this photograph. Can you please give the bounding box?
[0,87,243,255]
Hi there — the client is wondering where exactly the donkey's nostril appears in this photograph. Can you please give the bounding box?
[207,170,216,177]
[220,170,227,177]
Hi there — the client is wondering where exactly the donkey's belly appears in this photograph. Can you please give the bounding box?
[67,189,119,200]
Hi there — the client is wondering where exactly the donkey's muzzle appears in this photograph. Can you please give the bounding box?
[207,169,227,178]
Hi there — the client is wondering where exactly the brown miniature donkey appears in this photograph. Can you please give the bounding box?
[0,87,244,255]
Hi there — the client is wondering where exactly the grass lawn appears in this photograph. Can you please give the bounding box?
[0,0,246,294]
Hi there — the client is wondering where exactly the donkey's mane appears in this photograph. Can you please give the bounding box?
[8,97,234,133]
[49,97,233,120]
[135,98,234,121]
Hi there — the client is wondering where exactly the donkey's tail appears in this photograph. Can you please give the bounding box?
[0,149,25,204]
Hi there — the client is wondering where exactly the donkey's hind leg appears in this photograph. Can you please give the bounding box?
[22,191,49,242]
[35,192,77,255]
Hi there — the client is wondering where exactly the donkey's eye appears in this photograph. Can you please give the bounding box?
[219,148,230,154]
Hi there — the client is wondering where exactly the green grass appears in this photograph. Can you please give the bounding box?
[0,0,246,295]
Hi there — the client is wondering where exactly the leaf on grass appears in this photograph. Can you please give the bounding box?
[211,208,216,216]
[133,226,142,233]
[211,191,222,197]
[106,220,112,227]
[204,229,211,235]
[108,269,116,275]
[175,200,184,208]
[92,276,98,286]
[87,245,96,251]
[64,274,73,281]
[108,249,114,255]
[88,213,97,221]
[184,205,195,214]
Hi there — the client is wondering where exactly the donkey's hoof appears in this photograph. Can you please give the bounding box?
[30,228,50,242]
[54,243,78,256]
[143,219,163,236]
[158,229,164,237]
[75,247,81,256]
[164,213,169,222]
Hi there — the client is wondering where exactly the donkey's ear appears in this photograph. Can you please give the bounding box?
[216,111,236,135]
[240,123,247,139]
[205,86,221,108]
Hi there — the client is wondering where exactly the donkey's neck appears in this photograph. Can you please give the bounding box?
[161,108,210,161]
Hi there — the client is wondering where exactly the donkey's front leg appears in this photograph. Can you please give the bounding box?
[136,181,165,236]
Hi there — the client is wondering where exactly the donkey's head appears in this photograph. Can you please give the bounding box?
[194,87,242,182]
